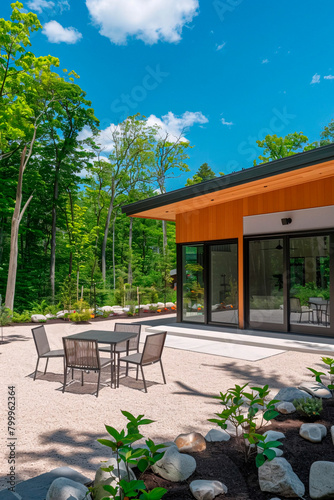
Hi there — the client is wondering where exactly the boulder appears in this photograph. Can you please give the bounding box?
[205,429,231,443]
[273,387,311,403]
[46,477,91,500]
[331,426,334,445]
[152,445,196,482]
[262,430,286,442]
[299,424,327,443]
[45,313,56,319]
[99,306,113,312]
[309,461,334,499]
[298,381,332,399]
[165,302,176,308]
[31,314,47,323]
[94,457,135,500]
[0,491,22,499]
[276,402,296,414]
[56,310,70,318]
[257,446,283,457]
[175,432,206,452]
[190,480,227,500]
[258,457,305,497]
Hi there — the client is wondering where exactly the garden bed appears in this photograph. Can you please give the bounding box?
[143,398,334,500]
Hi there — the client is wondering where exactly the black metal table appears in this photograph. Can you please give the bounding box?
[63,330,137,388]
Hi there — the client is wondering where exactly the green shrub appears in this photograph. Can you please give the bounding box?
[12,310,32,323]
[293,397,323,419]
[69,310,91,322]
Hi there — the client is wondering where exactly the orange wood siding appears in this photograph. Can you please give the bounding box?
[176,176,334,329]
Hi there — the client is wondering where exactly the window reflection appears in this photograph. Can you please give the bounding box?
[182,245,204,322]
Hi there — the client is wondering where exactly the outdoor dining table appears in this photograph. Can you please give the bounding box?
[63,330,137,388]
[308,299,330,325]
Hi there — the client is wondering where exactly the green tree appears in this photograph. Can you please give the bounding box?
[255,132,310,165]
[320,119,334,146]
[186,162,216,185]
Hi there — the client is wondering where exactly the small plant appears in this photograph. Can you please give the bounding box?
[209,383,280,467]
[307,357,334,392]
[69,300,92,322]
[293,397,323,419]
[12,310,32,323]
[91,411,167,500]
[0,295,12,341]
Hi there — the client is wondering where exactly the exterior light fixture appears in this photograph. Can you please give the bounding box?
[281,217,292,225]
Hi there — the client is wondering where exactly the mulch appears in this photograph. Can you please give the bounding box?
[143,398,334,500]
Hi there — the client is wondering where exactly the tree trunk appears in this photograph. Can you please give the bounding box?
[128,217,133,286]
[0,219,4,266]
[5,147,33,310]
[112,216,116,289]
[102,190,115,281]
[50,172,59,302]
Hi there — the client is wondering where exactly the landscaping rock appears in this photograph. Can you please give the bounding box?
[273,387,311,403]
[175,432,206,452]
[263,430,286,442]
[309,461,334,499]
[94,457,135,500]
[190,480,227,499]
[46,477,91,500]
[152,445,196,482]
[257,445,283,457]
[276,402,296,414]
[205,429,231,443]
[165,302,176,308]
[298,381,332,399]
[99,306,113,312]
[331,426,334,445]
[258,457,305,497]
[45,313,56,319]
[31,314,47,322]
[299,424,327,443]
[110,306,124,314]
[56,310,70,318]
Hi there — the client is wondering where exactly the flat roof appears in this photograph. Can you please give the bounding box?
[122,143,334,221]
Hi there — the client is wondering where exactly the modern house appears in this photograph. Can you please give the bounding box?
[122,144,334,337]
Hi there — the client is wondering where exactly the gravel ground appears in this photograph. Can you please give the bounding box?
[0,318,323,490]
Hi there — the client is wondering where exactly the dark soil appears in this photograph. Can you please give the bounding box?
[143,399,334,500]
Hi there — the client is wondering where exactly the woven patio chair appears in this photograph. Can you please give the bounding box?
[290,297,314,323]
[32,325,64,381]
[62,338,111,397]
[117,331,167,392]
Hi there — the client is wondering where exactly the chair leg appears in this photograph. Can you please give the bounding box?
[136,365,139,380]
[63,362,67,393]
[34,358,40,381]
[44,357,49,375]
[160,360,166,384]
[140,366,147,393]
[96,371,101,397]
[81,371,84,386]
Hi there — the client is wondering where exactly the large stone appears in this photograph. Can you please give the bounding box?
[276,402,296,414]
[46,477,91,500]
[263,431,286,442]
[258,457,305,497]
[273,387,311,403]
[175,432,206,452]
[31,314,47,323]
[309,461,334,499]
[205,429,231,443]
[298,381,332,399]
[331,426,334,445]
[299,424,327,443]
[94,457,136,500]
[99,306,113,312]
[190,480,227,500]
[152,445,196,482]
[0,491,22,499]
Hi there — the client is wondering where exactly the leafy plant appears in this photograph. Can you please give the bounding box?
[94,410,167,500]
[12,310,32,323]
[293,397,323,419]
[209,384,280,466]
[69,299,92,322]
[307,357,334,392]
[0,295,12,341]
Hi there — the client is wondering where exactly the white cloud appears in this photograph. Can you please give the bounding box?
[43,21,82,43]
[146,111,208,141]
[310,73,321,84]
[262,58,269,64]
[216,42,226,51]
[85,0,199,45]
[221,117,234,126]
[27,0,69,12]
[324,75,334,80]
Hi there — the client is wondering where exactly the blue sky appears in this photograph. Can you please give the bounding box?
[3,0,334,189]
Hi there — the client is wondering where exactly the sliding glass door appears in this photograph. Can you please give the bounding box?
[182,245,205,322]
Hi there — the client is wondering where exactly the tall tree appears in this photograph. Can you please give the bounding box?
[186,162,216,185]
[255,132,309,164]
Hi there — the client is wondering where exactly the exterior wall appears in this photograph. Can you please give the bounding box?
[176,176,334,328]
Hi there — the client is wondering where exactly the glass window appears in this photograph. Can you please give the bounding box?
[290,235,330,328]
[248,239,284,326]
[182,245,204,322]
[209,243,238,324]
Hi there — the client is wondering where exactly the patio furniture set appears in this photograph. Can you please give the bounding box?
[290,297,330,325]
[31,323,167,396]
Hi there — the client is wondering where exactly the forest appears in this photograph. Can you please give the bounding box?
[1,3,333,317]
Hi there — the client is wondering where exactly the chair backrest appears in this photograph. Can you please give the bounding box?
[63,338,100,370]
[290,297,301,313]
[141,332,167,365]
[114,323,141,351]
[32,325,50,356]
